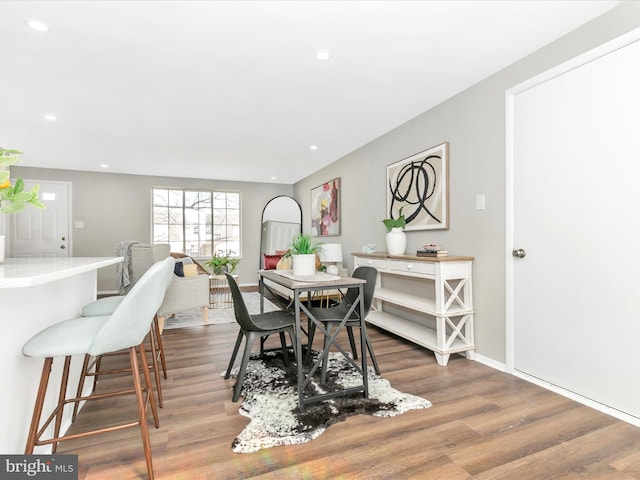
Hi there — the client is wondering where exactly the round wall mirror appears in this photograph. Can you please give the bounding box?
[259,195,302,269]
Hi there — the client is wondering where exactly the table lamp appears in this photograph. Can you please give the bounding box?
[319,243,343,275]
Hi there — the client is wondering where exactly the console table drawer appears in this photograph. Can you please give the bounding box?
[355,256,388,269]
[388,260,435,275]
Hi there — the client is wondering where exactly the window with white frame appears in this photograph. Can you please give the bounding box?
[152,188,240,259]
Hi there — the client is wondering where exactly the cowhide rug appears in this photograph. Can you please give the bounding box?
[227,349,432,453]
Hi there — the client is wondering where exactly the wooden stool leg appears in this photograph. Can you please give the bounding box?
[92,355,103,393]
[52,356,71,453]
[129,346,155,480]
[137,343,159,428]
[153,316,167,379]
[148,329,163,408]
[25,357,53,454]
[72,354,91,421]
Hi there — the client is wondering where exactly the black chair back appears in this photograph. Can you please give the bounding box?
[343,266,377,316]
[225,273,260,332]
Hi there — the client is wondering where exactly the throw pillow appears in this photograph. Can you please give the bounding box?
[276,255,292,270]
[174,261,184,277]
[263,254,282,270]
[183,264,198,277]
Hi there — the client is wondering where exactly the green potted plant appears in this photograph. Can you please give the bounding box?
[1,147,45,263]
[289,233,321,276]
[382,206,407,255]
[382,206,406,232]
[0,148,45,214]
[205,250,239,275]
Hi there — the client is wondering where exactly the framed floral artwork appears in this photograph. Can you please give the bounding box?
[311,177,340,236]
[386,142,449,231]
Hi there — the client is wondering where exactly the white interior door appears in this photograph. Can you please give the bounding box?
[9,180,71,258]
[512,36,640,420]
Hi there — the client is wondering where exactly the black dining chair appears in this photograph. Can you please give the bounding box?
[306,266,380,383]
[223,273,298,402]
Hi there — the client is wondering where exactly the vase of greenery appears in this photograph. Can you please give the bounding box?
[383,207,407,255]
[289,233,321,276]
[0,147,45,262]
[205,250,239,275]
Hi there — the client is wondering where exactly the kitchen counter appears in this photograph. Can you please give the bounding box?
[0,256,122,453]
[0,257,122,288]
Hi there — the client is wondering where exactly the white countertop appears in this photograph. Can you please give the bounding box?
[0,257,122,288]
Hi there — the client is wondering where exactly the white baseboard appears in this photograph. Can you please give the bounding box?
[471,352,640,428]
[510,369,640,428]
[473,353,506,372]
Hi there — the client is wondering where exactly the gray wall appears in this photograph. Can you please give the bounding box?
[12,166,293,292]
[292,2,640,364]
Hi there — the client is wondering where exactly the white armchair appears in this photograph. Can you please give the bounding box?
[130,244,209,329]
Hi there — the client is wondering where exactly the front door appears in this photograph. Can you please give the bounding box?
[9,180,71,258]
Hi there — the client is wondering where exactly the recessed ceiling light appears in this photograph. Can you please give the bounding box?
[309,145,318,151]
[270,176,277,181]
[100,164,109,169]
[315,50,331,61]
[44,114,56,121]
[25,19,50,32]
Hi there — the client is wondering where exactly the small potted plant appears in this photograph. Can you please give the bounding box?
[0,148,45,214]
[205,250,239,275]
[382,206,407,255]
[0,147,45,263]
[289,233,321,276]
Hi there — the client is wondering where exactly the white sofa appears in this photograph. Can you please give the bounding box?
[130,243,210,329]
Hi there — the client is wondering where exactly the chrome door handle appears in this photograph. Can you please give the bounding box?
[512,248,526,258]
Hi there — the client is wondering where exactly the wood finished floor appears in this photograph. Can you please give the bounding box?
[55,321,640,479]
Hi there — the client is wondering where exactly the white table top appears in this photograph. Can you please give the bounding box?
[259,269,365,291]
[0,257,122,288]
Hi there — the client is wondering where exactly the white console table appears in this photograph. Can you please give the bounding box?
[353,253,474,366]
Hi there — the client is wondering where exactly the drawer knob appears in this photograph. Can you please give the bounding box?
[407,264,413,270]
[368,260,372,265]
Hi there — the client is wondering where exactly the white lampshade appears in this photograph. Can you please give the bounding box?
[319,243,343,263]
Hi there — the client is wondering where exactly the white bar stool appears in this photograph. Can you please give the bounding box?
[22,258,174,480]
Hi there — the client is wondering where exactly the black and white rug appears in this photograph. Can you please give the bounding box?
[227,349,432,453]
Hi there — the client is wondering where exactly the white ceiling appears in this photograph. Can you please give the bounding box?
[1,1,618,184]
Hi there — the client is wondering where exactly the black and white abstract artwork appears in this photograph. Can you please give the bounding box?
[386,142,449,231]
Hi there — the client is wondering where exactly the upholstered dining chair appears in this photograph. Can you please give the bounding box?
[306,266,380,383]
[22,257,174,480]
[223,273,298,402]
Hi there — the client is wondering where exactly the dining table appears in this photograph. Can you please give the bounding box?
[258,269,368,411]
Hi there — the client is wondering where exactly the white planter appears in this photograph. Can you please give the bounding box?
[386,228,406,255]
[292,254,316,276]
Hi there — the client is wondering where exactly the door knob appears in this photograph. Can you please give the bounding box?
[512,248,526,258]
[60,245,66,249]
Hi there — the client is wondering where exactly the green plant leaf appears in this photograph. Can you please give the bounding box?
[382,206,406,232]
[13,177,24,194]
[290,233,321,255]
[0,147,23,167]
